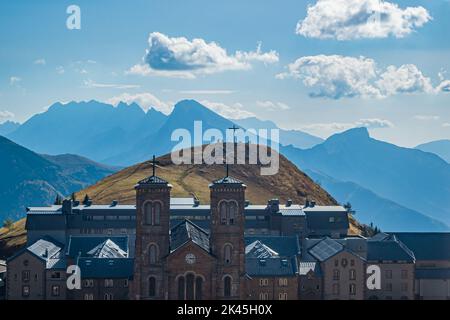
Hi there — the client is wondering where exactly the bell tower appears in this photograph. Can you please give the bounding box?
[210,167,246,300]
[131,156,171,300]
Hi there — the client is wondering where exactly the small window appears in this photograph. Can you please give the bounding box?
[149,277,156,297]
[223,244,232,265]
[333,269,340,281]
[349,283,356,295]
[224,276,232,297]
[278,278,288,287]
[104,293,113,300]
[84,293,94,300]
[124,279,129,287]
[105,279,114,288]
[349,269,356,280]
[22,285,30,297]
[278,292,288,300]
[51,285,60,297]
[329,217,335,223]
[22,271,30,282]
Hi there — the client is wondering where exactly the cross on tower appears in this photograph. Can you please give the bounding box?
[149,155,160,177]
[228,124,240,144]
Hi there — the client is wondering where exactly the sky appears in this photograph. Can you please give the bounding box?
[0,0,449,147]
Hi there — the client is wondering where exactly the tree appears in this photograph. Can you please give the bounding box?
[82,194,90,205]
[71,192,77,202]
[54,194,62,205]
[343,202,356,215]
[2,218,14,231]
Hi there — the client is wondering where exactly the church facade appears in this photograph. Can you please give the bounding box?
[131,173,248,300]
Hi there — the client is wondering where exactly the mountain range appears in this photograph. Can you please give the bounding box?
[416,139,450,164]
[6,100,323,166]
[2,99,449,232]
[0,135,116,221]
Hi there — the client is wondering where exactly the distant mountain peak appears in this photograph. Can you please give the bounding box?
[327,127,370,143]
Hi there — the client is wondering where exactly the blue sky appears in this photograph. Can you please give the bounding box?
[0,0,449,147]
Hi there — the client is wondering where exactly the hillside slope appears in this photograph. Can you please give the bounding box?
[416,139,450,163]
[0,135,116,221]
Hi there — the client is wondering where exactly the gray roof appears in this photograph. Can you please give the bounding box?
[137,175,169,186]
[298,261,322,276]
[415,268,450,280]
[309,238,344,262]
[211,176,244,185]
[245,240,279,258]
[170,220,210,253]
[279,208,305,216]
[306,211,349,231]
[10,237,66,269]
[245,236,300,257]
[246,257,297,277]
[390,233,450,261]
[77,257,134,279]
[67,236,129,258]
[367,235,415,262]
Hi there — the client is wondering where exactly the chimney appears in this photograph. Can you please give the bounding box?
[85,200,92,207]
[193,199,200,207]
[244,200,250,207]
[286,199,293,207]
[304,199,310,208]
[73,200,80,207]
[268,199,280,213]
[111,200,118,207]
[62,199,72,215]
[310,200,316,208]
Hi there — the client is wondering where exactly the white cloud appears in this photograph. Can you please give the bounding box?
[128,32,278,78]
[256,100,290,111]
[443,123,450,128]
[297,0,431,40]
[34,58,46,65]
[355,118,394,128]
[278,54,448,99]
[106,92,171,114]
[414,115,440,121]
[0,110,14,120]
[200,100,255,119]
[376,64,434,96]
[84,79,140,89]
[56,66,65,74]
[9,76,21,86]
[300,118,394,134]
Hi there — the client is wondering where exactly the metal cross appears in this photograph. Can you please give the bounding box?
[149,155,160,177]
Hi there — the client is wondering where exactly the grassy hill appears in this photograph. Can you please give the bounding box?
[0,145,363,258]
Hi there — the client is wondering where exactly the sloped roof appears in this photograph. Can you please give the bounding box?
[10,236,66,270]
[87,239,128,258]
[390,233,450,261]
[245,236,300,257]
[77,258,134,279]
[170,219,210,253]
[245,240,279,259]
[309,238,344,262]
[137,175,169,186]
[211,176,244,185]
[246,257,297,277]
[367,235,415,262]
[67,236,129,258]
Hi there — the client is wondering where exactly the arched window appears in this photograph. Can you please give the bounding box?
[178,277,185,300]
[144,202,153,225]
[223,244,232,265]
[153,202,161,225]
[219,202,227,225]
[333,269,340,280]
[228,202,237,225]
[195,277,203,300]
[148,244,158,264]
[224,276,232,298]
[148,277,156,297]
[186,274,195,300]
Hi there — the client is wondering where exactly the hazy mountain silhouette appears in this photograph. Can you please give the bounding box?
[306,169,448,232]
[416,139,450,163]
[0,135,116,221]
[0,121,20,136]
[235,117,323,149]
[281,127,450,227]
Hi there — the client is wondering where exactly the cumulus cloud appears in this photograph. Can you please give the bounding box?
[56,66,65,74]
[278,54,449,99]
[128,32,278,78]
[443,123,450,128]
[297,0,431,40]
[300,118,394,134]
[34,58,46,65]
[414,115,440,121]
[106,92,171,114]
[256,100,290,111]
[9,76,21,86]
[200,100,255,119]
[84,79,140,89]
[0,110,14,120]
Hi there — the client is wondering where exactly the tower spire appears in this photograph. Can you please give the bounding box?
[150,155,160,177]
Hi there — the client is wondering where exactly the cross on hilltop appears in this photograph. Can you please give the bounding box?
[150,155,160,177]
